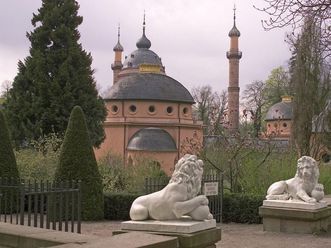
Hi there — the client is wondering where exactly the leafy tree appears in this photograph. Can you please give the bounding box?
[264,66,291,107]
[191,85,227,135]
[255,0,331,56]
[55,106,104,220]
[4,0,106,147]
[0,110,19,179]
[242,80,267,137]
[290,17,330,157]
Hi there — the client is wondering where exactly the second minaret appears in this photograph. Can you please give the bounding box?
[226,7,242,134]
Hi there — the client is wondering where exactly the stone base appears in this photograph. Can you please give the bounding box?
[121,219,216,234]
[115,220,221,248]
[263,199,328,210]
[259,205,331,234]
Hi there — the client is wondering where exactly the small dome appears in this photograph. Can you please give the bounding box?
[229,25,240,37]
[123,49,163,69]
[136,32,151,49]
[104,73,195,103]
[127,128,177,152]
[113,41,123,52]
[265,101,293,121]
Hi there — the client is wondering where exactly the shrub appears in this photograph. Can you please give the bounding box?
[15,148,58,181]
[319,163,331,194]
[55,106,104,220]
[0,110,19,178]
[15,133,62,181]
[98,153,168,194]
[104,192,141,220]
[222,193,264,224]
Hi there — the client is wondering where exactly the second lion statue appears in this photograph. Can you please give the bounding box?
[266,156,324,203]
[130,154,213,221]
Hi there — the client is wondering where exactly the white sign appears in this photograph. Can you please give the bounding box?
[203,182,218,196]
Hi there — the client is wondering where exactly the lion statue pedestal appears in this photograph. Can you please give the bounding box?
[115,154,221,248]
[259,156,331,234]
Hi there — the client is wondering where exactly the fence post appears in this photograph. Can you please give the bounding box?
[220,171,223,223]
[19,181,25,225]
[77,180,81,234]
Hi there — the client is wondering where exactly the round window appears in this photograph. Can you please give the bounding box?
[148,105,155,113]
[167,106,173,114]
[129,105,137,113]
[111,105,118,114]
[183,107,189,115]
[283,123,287,128]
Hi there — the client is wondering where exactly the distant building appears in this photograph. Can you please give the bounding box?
[95,20,203,174]
[264,96,293,140]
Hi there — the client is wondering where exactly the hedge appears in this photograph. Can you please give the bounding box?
[222,193,264,224]
[104,192,141,220]
[104,192,264,223]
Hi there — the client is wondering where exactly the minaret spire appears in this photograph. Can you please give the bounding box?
[112,24,124,84]
[136,10,151,49]
[117,23,121,42]
[143,10,146,31]
[233,4,236,26]
[226,7,242,134]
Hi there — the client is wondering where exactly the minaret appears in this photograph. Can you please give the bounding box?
[111,25,124,84]
[226,6,242,134]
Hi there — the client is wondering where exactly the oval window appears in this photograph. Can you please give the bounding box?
[148,105,155,113]
[111,105,118,114]
[183,107,189,115]
[167,106,173,114]
[129,105,137,113]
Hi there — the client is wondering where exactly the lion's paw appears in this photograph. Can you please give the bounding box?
[196,195,209,205]
[307,198,317,203]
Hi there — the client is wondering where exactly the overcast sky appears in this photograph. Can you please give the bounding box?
[0,0,291,96]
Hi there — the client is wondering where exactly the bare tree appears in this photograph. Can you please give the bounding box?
[1,80,12,98]
[191,86,227,135]
[242,80,267,137]
[255,0,331,56]
[209,90,228,135]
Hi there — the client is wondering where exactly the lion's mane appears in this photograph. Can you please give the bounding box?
[295,156,319,185]
[169,154,203,199]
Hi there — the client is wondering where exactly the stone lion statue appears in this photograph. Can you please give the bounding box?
[130,154,213,221]
[266,156,324,203]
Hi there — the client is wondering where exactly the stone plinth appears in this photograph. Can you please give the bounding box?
[121,219,216,234]
[259,203,331,234]
[263,199,328,210]
[115,219,221,248]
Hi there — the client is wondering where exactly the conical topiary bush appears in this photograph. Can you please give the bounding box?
[0,109,19,179]
[55,106,104,220]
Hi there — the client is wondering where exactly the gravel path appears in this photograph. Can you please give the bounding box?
[81,221,331,248]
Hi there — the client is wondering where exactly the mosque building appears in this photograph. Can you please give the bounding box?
[95,18,203,175]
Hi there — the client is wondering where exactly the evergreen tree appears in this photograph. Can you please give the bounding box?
[0,110,19,178]
[4,0,106,147]
[55,106,104,220]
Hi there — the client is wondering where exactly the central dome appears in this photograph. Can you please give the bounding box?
[104,73,194,103]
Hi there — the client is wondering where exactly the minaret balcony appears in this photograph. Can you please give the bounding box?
[226,51,242,59]
[111,62,123,70]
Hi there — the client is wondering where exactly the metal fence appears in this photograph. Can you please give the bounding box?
[145,172,223,223]
[0,178,81,233]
